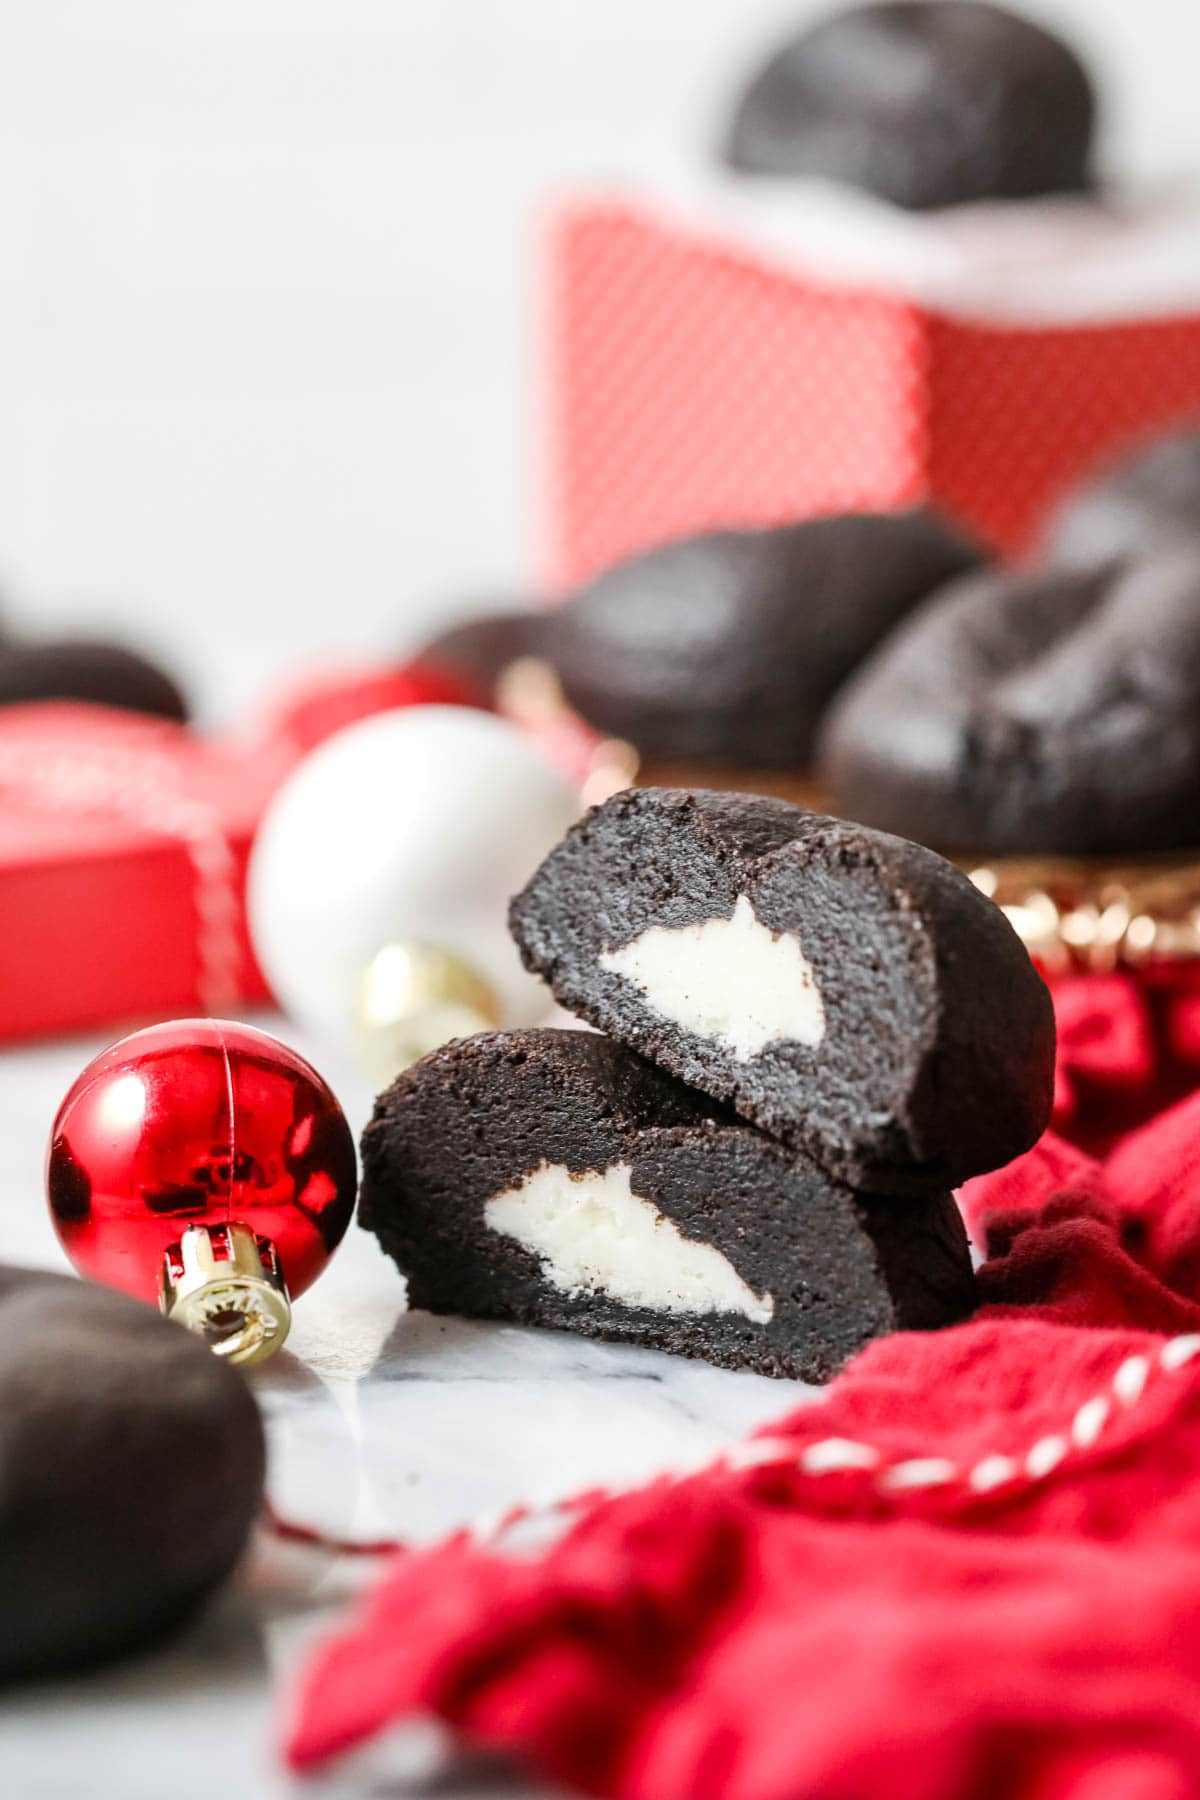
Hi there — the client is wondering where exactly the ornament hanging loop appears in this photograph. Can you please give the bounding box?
[161,1223,291,1368]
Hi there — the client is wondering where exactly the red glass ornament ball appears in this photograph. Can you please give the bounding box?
[47,1019,358,1307]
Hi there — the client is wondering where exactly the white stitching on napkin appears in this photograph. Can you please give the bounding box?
[701,1332,1200,1510]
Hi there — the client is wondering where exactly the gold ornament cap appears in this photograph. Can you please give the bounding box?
[160,1223,291,1367]
[356,941,502,1086]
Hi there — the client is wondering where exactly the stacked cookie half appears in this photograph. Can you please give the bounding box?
[360,788,1056,1382]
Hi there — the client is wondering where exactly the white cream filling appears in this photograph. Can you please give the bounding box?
[598,894,825,1061]
[484,1160,774,1325]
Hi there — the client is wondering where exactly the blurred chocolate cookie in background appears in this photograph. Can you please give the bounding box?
[820,548,1200,857]
[0,1265,264,1682]
[1043,427,1200,570]
[541,508,984,769]
[0,638,188,721]
[723,0,1097,211]
[415,608,542,702]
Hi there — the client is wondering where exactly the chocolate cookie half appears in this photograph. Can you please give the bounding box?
[0,1265,264,1682]
[1042,426,1200,570]
[723,0,1096,210]
[820,551,1200,856]
[542,509,983,767]
[510,789,1054,1192]
[360,1030,975,1381]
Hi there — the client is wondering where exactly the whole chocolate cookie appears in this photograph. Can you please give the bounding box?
[0,1265,264,1681]
[820,550,1200,856]
[0,638,187,721]
[1043,427,1200,569]
[543,509,982,767]
[360,1029,975,1382]
[510,788,1054,1192]
[723,0,1096,210]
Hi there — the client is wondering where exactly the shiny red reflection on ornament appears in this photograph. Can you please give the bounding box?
[47,1019,357,1308]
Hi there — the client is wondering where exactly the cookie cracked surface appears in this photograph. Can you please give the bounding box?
[510,788,1055,1192]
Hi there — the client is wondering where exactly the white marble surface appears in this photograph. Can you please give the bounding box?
[0,1017,808,1798]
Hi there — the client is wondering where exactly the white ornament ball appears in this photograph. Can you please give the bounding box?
[247,706,581,1057]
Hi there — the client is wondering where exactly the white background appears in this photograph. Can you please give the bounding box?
[0,0,1195,718]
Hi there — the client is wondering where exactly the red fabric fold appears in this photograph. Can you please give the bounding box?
[1050,964,1200,1153]
[286,965,1200,1799]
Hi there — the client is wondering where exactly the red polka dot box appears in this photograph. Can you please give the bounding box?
[540,176,1200,588]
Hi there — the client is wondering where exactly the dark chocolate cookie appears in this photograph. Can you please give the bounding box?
[415,609,541,701]
[0,1265,264,1681]
[510,789,1054,1192]
[0,638,187,721]
[820,551,1200,856]
[1042,426,1200,569]
[542,509,982,767]
[360,1029,975,1382]
[723,0,1096,211]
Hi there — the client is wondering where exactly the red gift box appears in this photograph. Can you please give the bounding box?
[542,187,1200,587]
[0,676,620,1044]
[0,703,285,1042]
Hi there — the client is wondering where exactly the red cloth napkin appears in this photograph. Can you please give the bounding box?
[286,970,1200,1800]
[1050,964,1200,1154]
